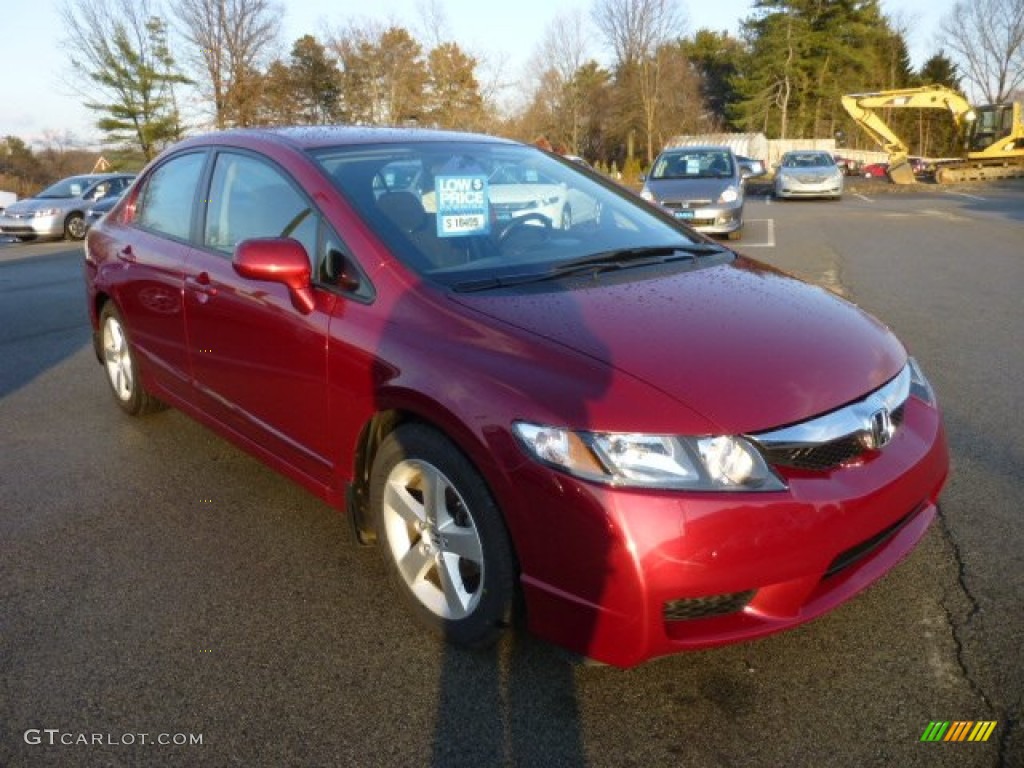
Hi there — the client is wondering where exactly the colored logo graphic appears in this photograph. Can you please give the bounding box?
[920,721,997,742]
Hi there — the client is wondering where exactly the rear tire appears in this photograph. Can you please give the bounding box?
[99,303,163,416]
[370,424,516,648]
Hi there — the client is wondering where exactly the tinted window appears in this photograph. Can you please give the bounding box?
[136,153,205,240]
[203,152,316,260]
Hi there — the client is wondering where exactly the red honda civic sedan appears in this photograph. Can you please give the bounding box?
[84,127,948,667]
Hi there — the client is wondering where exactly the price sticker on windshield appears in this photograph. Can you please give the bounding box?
[436,175,490,237]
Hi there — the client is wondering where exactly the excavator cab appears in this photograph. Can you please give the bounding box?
[967,104,1021,153]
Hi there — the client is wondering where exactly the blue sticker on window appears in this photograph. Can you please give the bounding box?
[436,175,490,237]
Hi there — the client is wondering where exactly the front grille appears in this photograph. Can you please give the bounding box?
[751,368,912,473]
[663,590,756,621]
[762,404,906,471]
[662,199,712,209]
[492,202,535,213]
[764,435,865,470]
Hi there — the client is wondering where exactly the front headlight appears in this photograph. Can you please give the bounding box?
[33,208,60,217]
[513,423,785,491]
[640,186,654,202]
[908,356,937,406]
[718,186,739,204]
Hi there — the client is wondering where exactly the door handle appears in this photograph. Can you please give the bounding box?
[185,272,218,297]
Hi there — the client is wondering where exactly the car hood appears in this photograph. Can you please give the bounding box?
[3,198,75,214]
[489,183,563,203]
[645,177,737,203]
[449,258,905,433]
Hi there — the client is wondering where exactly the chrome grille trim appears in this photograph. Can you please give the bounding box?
[749,365,911,470]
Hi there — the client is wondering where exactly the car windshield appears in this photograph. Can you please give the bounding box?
[649,150,734,180]
[782,153,834,168]
[310,141,708,288]
[37,176,94,199]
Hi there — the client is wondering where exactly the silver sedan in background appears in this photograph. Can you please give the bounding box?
[773,151,843,200]
[0,173,134,241]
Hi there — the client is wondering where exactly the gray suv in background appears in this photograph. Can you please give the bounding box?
[640,147,759,241]
[0,173,134,241]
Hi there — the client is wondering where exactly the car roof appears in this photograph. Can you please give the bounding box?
[63,173,134,181]
[171,125,520,152]
[661,146,734,154]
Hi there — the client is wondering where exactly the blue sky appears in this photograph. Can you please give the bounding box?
[1,0,954,146]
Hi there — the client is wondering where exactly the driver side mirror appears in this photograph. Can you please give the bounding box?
[233,237,315,314]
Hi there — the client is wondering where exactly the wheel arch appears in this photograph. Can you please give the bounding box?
[345,403,522,578]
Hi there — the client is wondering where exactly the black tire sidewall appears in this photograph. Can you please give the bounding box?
[370,424,516,648]
[65,213,86,241]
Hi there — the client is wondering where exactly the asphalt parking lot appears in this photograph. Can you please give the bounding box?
[1,179,1022,767]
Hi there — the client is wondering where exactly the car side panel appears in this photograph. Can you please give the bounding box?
[93,224,192,401]
[183,247,336,486]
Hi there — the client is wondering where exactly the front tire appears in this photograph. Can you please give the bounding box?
[64,212,86,241]
[370,424,516,648]
[99,303,163,416]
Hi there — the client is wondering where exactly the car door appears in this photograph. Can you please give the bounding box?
[112,151,206,401]
[184,150,335,484]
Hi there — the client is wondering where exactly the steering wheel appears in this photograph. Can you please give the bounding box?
[497,212,553,243]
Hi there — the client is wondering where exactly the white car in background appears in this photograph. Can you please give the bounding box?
[488,163,600,230]
[773,151,844,200]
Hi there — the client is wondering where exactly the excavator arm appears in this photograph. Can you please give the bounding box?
[840,85,976,184]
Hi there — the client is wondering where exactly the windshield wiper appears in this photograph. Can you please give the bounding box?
[554,243,725,272]
[453,244,725,292]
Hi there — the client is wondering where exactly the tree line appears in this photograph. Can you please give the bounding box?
[5,0,1023,189]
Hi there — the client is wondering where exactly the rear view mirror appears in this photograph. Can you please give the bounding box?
[234,237,315,314]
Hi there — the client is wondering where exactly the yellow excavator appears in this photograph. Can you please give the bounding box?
[840,85,1024,184]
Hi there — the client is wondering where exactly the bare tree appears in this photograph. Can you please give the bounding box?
[592,0,684,70]
[415,0,451,50]
[172,0,281,128]
[591,0,687,163]
[524,10,593,152]
[939,0,1024,103]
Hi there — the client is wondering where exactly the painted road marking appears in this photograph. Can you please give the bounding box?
[945,190,986,201]
[737,218,775,248]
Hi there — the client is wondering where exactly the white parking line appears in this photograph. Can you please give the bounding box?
[852,192,874,202]
[945,190,986,201]
[739,218,775,248]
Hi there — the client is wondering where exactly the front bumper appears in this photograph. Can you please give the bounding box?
[507,395,948,667]
[775,176,843,198]
[663,202,743,235]
[0,212,62,238]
